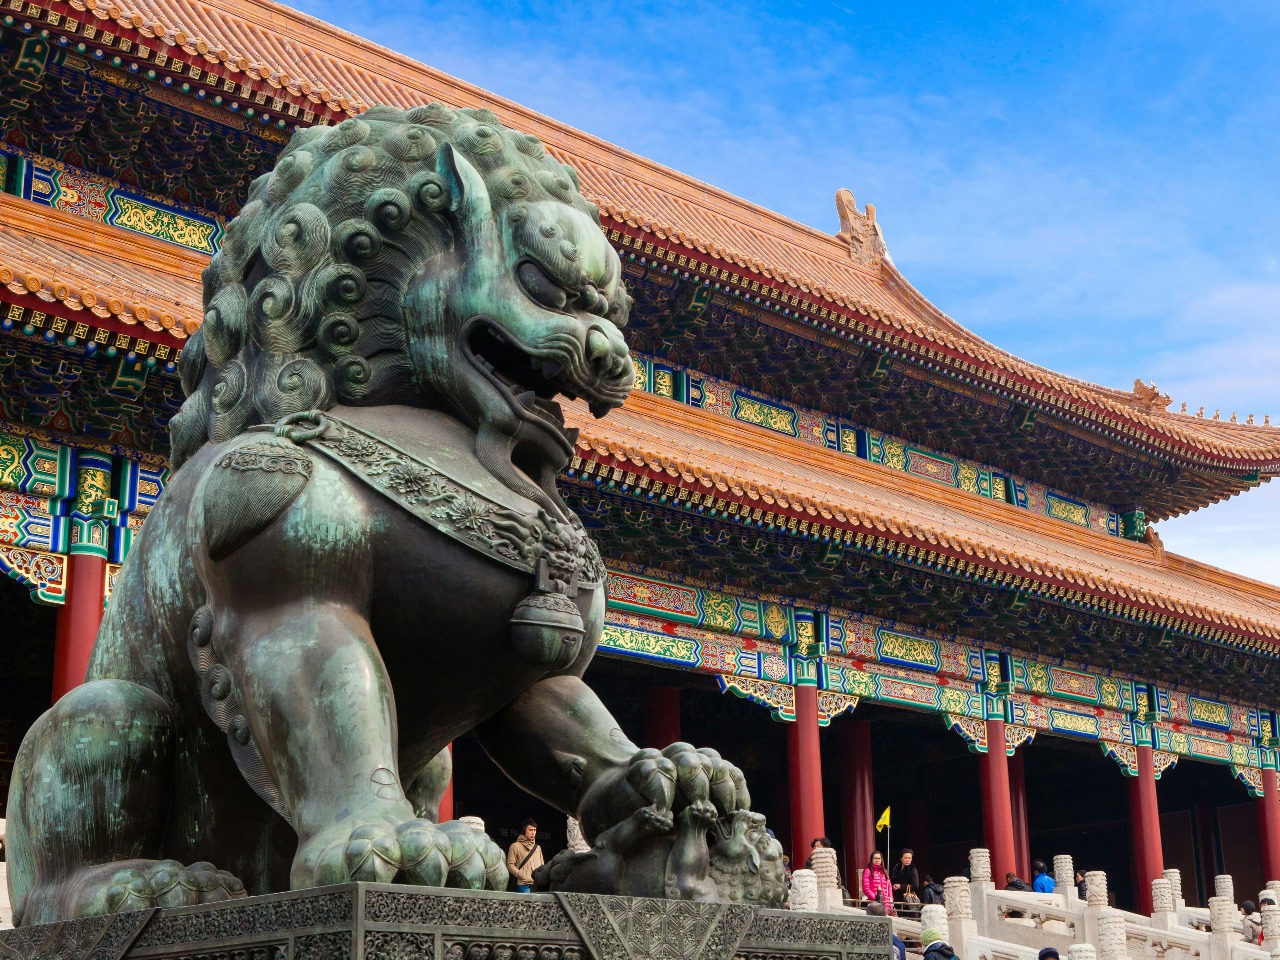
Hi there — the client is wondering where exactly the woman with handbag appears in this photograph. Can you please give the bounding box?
[891,848,921,917]
[861,851,894,914]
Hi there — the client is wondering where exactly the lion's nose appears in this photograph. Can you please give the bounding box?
[587,327,628,381]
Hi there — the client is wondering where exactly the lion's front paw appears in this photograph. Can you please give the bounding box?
[662,743,750,816]
[294,817,452,887]
[438,819,508,890]
[105,860,246,912]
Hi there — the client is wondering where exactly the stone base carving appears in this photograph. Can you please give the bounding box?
[0,884,892,960]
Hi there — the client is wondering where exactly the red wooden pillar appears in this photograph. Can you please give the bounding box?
[51,552,107,701]
[978,718,1018,883]
[788,684,826,864]
[643,686,681,748]
[1128,744,1164,914]
[1010,748,1031,881]
[438,743,454,822]
[839,719,875,876]
[1258,768,1280,882]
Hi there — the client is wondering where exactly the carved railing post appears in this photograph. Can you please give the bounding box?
[921,904,949,942]
[1068,945,1097,960]
[1055,854,1076,902]
[1215,875,1235,904]
[1150,878,1176,930]
[945,875,976,960]
[1162,868,1184,909]
[1261,902,1280,955]
[1210,895,1237,960]
[970,848,993,883]
[1097,908,1126,960]
[1085,871,1108,907]
[1082,870,1108,948]
[791,869,818,912]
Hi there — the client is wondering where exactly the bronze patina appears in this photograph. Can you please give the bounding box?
[5,105,785,924]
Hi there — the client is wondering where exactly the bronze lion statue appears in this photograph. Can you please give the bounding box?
[6,105,785,924]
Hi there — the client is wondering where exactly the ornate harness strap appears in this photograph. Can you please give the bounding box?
[272,410,604,592]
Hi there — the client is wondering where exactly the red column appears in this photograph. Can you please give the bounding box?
[788,684,826,864]
[438,743,454,822]
[1010,748,1031,881]
[978,718,1017,883]
[643,686,681,748]
[1128,744,1164,915]
[1258,768,1280,882]
[51,553,107,701]
[839,719,875,877]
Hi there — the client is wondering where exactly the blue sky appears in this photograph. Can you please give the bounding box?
[293,0,1280,583]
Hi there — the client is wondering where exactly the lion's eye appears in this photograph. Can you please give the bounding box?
[517,261,569,311]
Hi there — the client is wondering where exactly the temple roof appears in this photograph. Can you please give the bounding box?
[41,0,1280,475]
[2,198,1278,657]
[0,194,201,341]
[569,390,1280,648]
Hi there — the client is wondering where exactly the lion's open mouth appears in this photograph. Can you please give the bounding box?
[464,320,577,437]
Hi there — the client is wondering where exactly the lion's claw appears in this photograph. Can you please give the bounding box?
[104,860,246,912]
[297,816,505,890]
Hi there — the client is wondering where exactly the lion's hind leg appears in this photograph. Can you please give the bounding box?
[6,679,245,924]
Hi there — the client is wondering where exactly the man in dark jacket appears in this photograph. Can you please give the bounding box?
[919,875,945,904]
[920,929,956,960]
[1004,871,1032,891]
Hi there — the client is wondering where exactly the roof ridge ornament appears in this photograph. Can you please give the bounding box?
[1132,379,1172,412]
[834,188,887,272]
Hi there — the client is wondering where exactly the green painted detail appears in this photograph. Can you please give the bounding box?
[1121,508,1147,540]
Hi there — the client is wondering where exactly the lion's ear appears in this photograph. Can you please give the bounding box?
[436,143,492,225]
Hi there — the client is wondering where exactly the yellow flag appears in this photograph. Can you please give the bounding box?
[876,806,891,832]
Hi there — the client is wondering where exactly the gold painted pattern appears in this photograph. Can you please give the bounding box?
[733,395,797,435]
[601,626,699,664]
[1046,495,1089,527]
[878,630,939,669]
[111,195,218,252]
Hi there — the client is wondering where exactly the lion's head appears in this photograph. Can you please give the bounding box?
[171,104,633,517]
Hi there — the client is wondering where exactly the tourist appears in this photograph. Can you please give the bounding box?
[920,928,956,960]
[1004,871,1032,891]
[1039,948,1060,960]
[865,901,907,960]
[805,836,834,866]
[1032,860,1056,893]
[920,874,945,905]
[506,819,544,893]
[890,848,921,909]
[1242,901,1262,943]
[862,851,894,914]
[1075,870,1087,899]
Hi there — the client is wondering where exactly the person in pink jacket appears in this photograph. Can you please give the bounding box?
[862,850,895,914]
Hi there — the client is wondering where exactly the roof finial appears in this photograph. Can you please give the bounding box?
[1132,379,1171,412]
[1247,414,1255,424]
[1267,415,1273,426]
[1229,411,1238,423]
[1179,401,1187,414]
[835,188,888,272]
[1196,406,1205,418]
[1212,409,1221,420]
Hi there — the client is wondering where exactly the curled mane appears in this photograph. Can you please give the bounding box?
[170,104,604,470]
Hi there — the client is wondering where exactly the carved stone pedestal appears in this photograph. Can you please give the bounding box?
[0,885,892,960]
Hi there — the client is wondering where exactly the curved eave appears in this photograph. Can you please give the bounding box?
[14,0,1280,484]
[568,391,1280,651]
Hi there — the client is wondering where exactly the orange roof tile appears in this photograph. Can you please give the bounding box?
[0,193,202,338]
[37,0,1280,474]
[2,199,1274,641]
[569,391,1280,645]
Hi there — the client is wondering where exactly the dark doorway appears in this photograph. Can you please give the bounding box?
[0,574,57,816]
